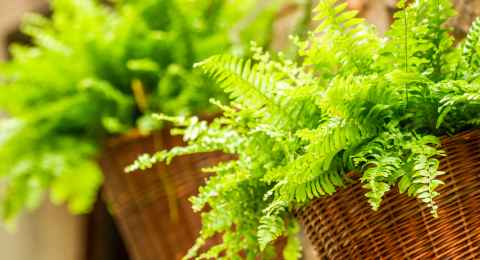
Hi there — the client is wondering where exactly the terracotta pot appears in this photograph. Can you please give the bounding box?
[297,130,480,259]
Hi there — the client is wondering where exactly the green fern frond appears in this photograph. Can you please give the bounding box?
[258,215,285,250]
[196,55,316,130]
[126,115,241,172]
[410,156,444,217]
[258,200,288,250]
[363,163,397,209]
[195,55,275,111]
[265,152,345,204]
[300,0,379,76]
[354,137,403,210]
[382,0,455,80]
[463,18,480,66]
[437,81,480,130]
[314,0,362,32]
[395,134,444,216]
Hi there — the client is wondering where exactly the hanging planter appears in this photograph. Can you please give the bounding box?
[128,0,480,259]
[297,130,480,259]
[100,126,230,260]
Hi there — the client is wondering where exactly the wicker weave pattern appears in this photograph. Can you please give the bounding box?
[99,128,231,260]
[297,130,480,259]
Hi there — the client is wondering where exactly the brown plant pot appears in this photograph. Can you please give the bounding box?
[297,130,480,259]
[99,127,230,260]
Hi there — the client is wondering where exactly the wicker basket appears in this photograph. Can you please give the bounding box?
[99,127,230,260]
[297,130,480,259]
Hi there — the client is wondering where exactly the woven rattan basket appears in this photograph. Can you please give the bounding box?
[99,127,230,260]
[297,130,480,259]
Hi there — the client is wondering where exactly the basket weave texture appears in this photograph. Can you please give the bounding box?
[99,128,230,260]
[297,130,480,259]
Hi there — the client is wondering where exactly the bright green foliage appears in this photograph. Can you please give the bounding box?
[0,0,285,224]
[130,0,480,258]
[461,18,480,75]
[298,0,380,79]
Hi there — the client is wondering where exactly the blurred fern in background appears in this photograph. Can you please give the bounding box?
[0,0,288,224]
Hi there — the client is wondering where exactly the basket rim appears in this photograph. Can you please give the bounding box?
[294,128,480,207]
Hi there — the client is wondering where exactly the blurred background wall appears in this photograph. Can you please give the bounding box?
[0,202,86,260]
[0,0,47,59]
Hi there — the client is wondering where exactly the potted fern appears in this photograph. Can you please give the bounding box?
[130,0,480,258]
[0,0,288,259]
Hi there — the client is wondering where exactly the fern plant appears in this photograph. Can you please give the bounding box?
[0,0,288,224]
[130,0,480,258]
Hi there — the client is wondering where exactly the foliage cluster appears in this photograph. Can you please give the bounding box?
[0,0,283,223]
[130,0,480,258]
